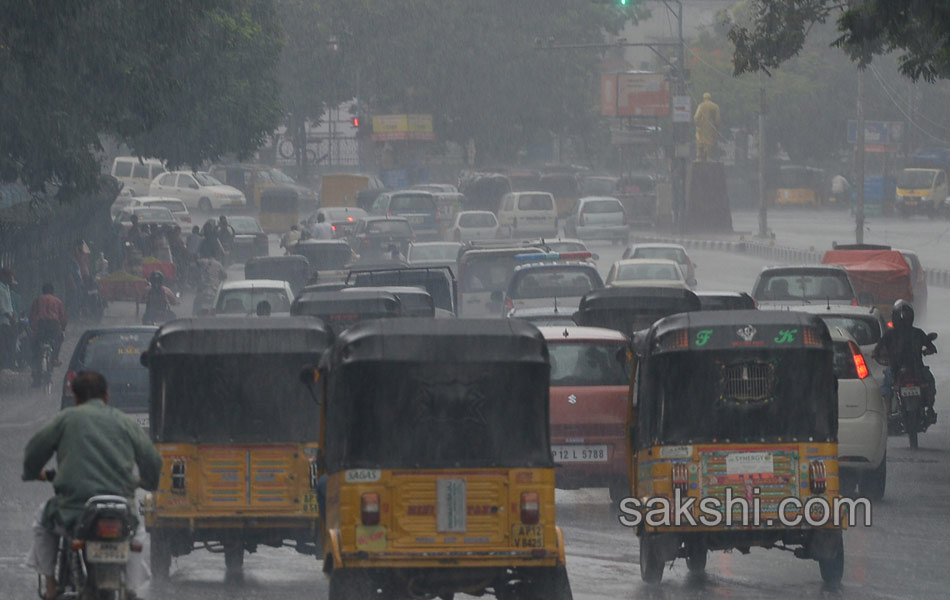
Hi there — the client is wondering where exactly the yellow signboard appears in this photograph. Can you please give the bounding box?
[371,114,435,141]
[371,115,407,134]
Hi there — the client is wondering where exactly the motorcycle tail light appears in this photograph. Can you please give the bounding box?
[808,460,827,494]
[71,540,85,551]
[361,492,380,526]
[671,463,689,494]
[130,541,143,552]
[849,341,869,379]
[520,491,540,524]
[96,518,123,539]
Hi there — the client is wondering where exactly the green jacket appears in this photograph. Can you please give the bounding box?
[22,399,162,528]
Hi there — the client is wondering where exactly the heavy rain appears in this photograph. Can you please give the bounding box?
[3,1,950,599]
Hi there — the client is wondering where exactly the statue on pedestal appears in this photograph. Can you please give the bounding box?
[694,92,721,162]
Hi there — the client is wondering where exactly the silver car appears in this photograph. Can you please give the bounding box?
[564,196,629,244]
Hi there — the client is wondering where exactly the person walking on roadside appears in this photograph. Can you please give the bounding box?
[0,268,17,371]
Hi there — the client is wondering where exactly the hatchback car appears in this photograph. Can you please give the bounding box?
[623,243,696,287]
[450,210,498,242]
[348,216,414,259]
[604,258,689,289]
[829,326,887,500]
[752,265,858,307]
[564,196,628,244]
[541,326,631,503]
[503,255,604,316]
[131,196,191,226]
[113,206,178,235]
[149,170,246,212]
[791,303,888,383]
[61,327,157,428]
[371,190,440,240]
[212,279,294,315]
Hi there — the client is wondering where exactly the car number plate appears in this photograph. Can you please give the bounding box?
[512,524,544,548]
[85,541,129,564]
[409,215,425,224]
[132,413,149,429]
[551,444,608,462]
[902,385,921,397]
[905,200,918,206]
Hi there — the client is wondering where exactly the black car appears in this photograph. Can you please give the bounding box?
[348,216,414,259]
[227,216,269,263]
[61,327,157,427]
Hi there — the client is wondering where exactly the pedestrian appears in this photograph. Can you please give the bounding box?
[831,174,851,206]
[311,213,334,239]
[0,268,17,371]
[186,225,202,257]
[218,215,234,264]
[280,225,301,254]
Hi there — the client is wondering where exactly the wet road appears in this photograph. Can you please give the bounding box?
[2,225,950,599]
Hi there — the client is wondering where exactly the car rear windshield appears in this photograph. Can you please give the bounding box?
[147,200,185,213]
[583,199,623,213]
[517,194,554,211]
[229,218,262,234]
[632,247,687,264]
[390,194,435,212]
[327,362,551,470]
[459,213,496,228]
[460,256,518,292]
[756,272,854,301]
[549,342,629,386]
[366,221,412,235]
[216,289,291,314]
[510,267,600,299]
[898,170,936,189]
[410,244,459,261]
[617,263,680,282]
[135,208,174,222]
[80,332,152,369]
[832,342,860,379]
[821,316,882,345]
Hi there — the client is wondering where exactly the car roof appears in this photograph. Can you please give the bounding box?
[457,210,495,216]
[611,258,681,267]
[411,242,461,248]
[134,196,184,204]
[758,264,848,273]
[513,261,598,273]
[627,243,687,251]
[219,279,290,291]
[783,303,882,317]
[538,325,628,342]
[577,196,621,203]
[361,215,410,222]
[80,326,158,338]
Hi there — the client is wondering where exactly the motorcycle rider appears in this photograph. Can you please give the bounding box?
[872,300,938,424]
[23,371,162,600]
[29,283,67,386]
[192,246,228,316]
[141,270,178,325]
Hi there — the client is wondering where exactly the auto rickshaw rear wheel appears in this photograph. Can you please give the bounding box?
[328,569,375,600]
[224,544,244,572]
[818,546,844,584]
[638,534,665,584]
[150,531,172,581]
[520,565,573,600]
[685,543,707,573]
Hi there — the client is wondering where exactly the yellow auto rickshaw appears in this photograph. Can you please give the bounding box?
[304,318,572,599]
[142,317,333,578]
[628,310,845,584]
[259,191,300,233]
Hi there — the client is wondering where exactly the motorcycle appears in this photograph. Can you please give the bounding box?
[43,471,140,600]
[884,332,938,449]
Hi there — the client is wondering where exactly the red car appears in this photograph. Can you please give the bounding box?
[540,326,631,503]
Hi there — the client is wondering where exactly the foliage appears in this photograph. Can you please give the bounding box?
[0,0,282,201]
[727,0,950,83]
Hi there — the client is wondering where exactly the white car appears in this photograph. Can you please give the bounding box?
[450,211,498,242]
[213,280,294,316]
[407,241,462,268]
[623,243,697,287]
[791,304,888,383]
[149,170,246,212]
[830,326,887,500]
[129,197,191,226]
[503,258,603,317]
[604,259,689,289]
[563,196,629,244]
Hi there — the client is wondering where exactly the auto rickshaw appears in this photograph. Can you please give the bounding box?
[245,255,312,296]
[141,317,333,578]
[304,318,572,599]
[291,289,401,334]
[630,310,844,583]
[259,192,300,233]
[574,287,701,334]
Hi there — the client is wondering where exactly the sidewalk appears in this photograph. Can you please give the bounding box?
[633,208,950,288]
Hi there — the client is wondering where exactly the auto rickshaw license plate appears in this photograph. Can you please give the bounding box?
[512,524,544,548]
[85,541,129,564]
[903,385,921,397]
[551,444,608,462]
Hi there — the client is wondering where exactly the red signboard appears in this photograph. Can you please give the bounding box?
[602,72,670,117]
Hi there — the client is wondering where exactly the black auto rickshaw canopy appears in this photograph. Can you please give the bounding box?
[320,318,553,472]
[245,255,311,295]
[574,286,701,335]
[291,289,401,334]
[636,309,836,449]
[290,239,354,271]
[342,285,435,317]
[143,317,332,444]
[346,266,457,315]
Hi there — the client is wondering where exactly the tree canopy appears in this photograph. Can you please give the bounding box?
[728,0,950,82]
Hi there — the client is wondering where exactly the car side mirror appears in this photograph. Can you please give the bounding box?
[687,278,697,287]
[928,332,938,341]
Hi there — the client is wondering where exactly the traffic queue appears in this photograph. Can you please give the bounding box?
[33,207,938,599]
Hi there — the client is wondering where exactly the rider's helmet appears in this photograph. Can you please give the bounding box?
[149,270,164,288]
[892,299,914,330]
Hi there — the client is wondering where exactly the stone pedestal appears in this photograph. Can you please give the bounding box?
[686,161,733,233]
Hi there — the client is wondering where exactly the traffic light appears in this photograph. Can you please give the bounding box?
[350,116,360,128]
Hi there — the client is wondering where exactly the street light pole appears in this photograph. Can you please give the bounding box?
[758,70,768,238]
[856,66,866,244]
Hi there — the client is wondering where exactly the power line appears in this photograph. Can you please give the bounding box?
[869,64,950,146]
[869,65,950,136]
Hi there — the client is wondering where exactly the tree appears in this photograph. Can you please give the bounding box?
[0,0,282,201]
[727,0,950,82]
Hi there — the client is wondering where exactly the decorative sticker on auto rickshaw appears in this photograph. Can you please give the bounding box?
[700,448,800,523]
[356,525,387,551]
[774,329,798,344]
[694,329,713,346]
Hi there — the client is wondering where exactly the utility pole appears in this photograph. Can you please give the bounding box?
[856,67,866,244]
[758,70,768,238]
[673,0,687,233]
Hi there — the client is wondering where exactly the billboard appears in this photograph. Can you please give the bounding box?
[602,72,670,117]
[371,114,435,141]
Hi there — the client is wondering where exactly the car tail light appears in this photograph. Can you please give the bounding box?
[361,492,380,525]
[71,540,85,551]
[671,463,688,494]
[171,459,186,492]
[849,341,869,379]
[505,296,514,312]
[851,297,859,306]
[520,491,539,524]
[96,518,123,539]
[808,460,827,494]
[331,224,337,231]
[64,370,77,396]
[887,321,893,328]
[130,541,143,552]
